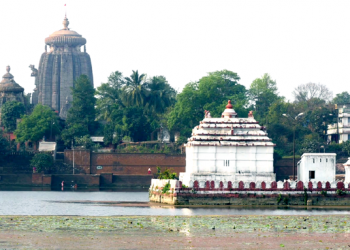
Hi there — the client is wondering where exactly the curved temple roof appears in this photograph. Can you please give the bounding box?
[185,101,275,147]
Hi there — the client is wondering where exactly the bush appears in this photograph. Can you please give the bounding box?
[30,153,54,173]
[162,182,171,194]
[336,189,347,196]
[321,190,327,196]
[157,168,177,180]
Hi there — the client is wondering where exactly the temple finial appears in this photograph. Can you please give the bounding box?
[63,16,69,30]
[6,65,10,73]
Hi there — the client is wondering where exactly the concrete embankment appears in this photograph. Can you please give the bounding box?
[149,179,350,206]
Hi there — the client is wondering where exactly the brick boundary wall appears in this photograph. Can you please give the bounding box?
[64,150,185,175]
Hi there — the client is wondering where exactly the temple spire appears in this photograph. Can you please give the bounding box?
[63,16,69,30]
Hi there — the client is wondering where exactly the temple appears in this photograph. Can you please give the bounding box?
[33,16,93,119]
[0,66,25,125]
[179,100,276,186]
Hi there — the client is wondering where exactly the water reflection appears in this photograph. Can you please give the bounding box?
[0,191,350,216]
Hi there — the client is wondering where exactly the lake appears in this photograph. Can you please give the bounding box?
[1,189,350,216]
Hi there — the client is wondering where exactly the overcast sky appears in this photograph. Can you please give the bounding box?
[1,0,350,101]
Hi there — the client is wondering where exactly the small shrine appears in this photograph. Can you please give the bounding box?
[179,100,276,186]
[0,66,25,126]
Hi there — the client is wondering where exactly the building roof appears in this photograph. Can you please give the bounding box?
[185,100,275,148]
[39,142,57,152]
[0,66,24,93]
[45,16,86,47]
[91,136,104,142]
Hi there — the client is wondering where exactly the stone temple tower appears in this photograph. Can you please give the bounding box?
[35,16,93,118]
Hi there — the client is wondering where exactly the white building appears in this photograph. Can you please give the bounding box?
[297,153,336,183]
[344,158,350,183]
[327,104,350,143]
[179,101,276,186]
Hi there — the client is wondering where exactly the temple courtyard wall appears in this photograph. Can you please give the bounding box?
[149,179,350,206]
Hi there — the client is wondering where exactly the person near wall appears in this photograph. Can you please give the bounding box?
[148,168,151,175]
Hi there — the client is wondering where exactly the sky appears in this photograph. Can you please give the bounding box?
[1,0,350,101]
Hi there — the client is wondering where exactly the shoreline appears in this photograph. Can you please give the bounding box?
[1,215,350,249]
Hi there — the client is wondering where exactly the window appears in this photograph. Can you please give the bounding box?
[320,158,322,163]
[224,160,230,167]
[309,171,315,179]
[313,158,315,163]
[326,158,328,163]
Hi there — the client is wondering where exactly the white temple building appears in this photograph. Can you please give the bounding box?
[179,101,276,186]
[297,153,336,184]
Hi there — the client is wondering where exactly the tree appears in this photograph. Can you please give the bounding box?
[248,73,282,123]
[95,71,125,121]
[14,104,60,143]
[30,153,53,173]
[1,101,25,132]
[111,107,152,142]
[333,91,350,105]
[0,130,10,153]
[293,83,333,103]
[61,75,96,146]
[168,70,248,137]
[144,76,176,114]
[122,70,147,107]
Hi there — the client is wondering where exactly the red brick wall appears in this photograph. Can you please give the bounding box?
[64,150,186,175]
[0,174,32,185]
[64,150,91,174]
[51,174,100,187]
[91,153,185,175]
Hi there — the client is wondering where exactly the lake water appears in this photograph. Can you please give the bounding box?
[1,190,350,216]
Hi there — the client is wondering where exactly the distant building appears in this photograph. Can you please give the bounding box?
[39,141,57,160]
[297,153,336,183]
[33,16,93,119]
[0,66,25,126]
[327,104,350,143]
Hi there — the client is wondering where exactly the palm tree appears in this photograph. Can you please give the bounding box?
[95,71,125,121]
[123,70,147,107]
[144,76,176,113]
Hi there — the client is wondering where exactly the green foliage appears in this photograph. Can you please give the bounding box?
[123,70,147,107]
[277,194,282,204]
[249,73,282,123]
[30,153,53,173]
[283,196,289,205]
[333,91,350,105]
[321,190,327,196]
[304,188,308,205]
[61,75,96,146]
[116,144,177,154]
[108,107,152,142]
[0,131,10,163]
[168,70,248,137]
[336,189,347,196]
[144,76,176,114]
[1,101,25,132]
[157,168,177,179]
[0,130,10,153]
[162,182,171,194]
[14,104,60,143]
[182,184,188,188]
[74,135,101,150]
[341,140,350,156]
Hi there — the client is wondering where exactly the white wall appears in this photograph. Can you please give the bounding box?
[298,153,336,183]
[186,145,274,175]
